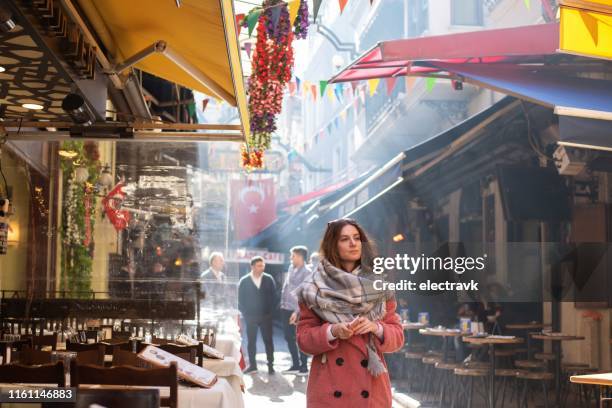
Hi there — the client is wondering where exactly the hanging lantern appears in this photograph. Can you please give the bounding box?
[74,166,89,183]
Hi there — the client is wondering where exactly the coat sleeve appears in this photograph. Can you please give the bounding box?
[297,303,340,355]
[373,299,405,353]
[237,279,246,317]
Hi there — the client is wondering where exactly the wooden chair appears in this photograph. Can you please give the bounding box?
[71,361,178,408]
[0,361,65,386]
[157,344,197,364]
[30,333,58,351]
[112,349,150,368]
[66,342,106,366]
[15,347,52,365]
[1,338,33,364]
[75,388,160,408]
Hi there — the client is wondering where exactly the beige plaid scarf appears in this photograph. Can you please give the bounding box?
[295,258,393,376]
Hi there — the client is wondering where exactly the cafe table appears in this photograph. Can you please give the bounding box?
[505,322,551,359]
[570,373,611,408]
[463,335,524,408]
[530,333,585,407]
[418,328,465,363]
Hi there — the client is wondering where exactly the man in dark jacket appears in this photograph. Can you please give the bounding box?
[238,256,277,374]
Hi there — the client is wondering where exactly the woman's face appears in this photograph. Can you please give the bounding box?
[337,224,362,263]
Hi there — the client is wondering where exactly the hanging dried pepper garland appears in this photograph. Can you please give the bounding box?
[241,0,309,170]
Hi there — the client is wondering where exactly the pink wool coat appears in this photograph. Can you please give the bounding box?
[297,299,405,408]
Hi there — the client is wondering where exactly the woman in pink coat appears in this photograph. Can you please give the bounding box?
[295,218,404,408]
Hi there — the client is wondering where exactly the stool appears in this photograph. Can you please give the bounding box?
[404,351,425,392]
[452,368,489,408]
[491,348,517,368]
[516,371,554,408]
[561,366,599,406]
[464,360,490,369]
[534,352,556,361]
[435,362,460,406]
[495,369,526,408]
[514,359,547,370]
[421,356,442,402]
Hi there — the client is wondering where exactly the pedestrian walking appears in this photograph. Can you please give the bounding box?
[238,256,277,374]
[280,246,312,376]
[295,218,404,407]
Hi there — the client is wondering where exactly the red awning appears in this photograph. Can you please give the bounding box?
[280,179,353,208]
[329,23,560,84]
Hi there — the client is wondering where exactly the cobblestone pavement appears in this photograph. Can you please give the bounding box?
[241,326,307,407]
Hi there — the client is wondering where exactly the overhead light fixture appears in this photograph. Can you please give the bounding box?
[22,103,43,110]
[0,5,16,33]
[393,234,405,242]
[58,150,78,159]
[0,66,5,73]
[61,93,95,125]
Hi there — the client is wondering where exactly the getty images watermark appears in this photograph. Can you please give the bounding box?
[372,254,487,292]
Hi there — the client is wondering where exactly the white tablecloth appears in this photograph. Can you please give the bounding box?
[215,335,241,363]
[202,356,244,396]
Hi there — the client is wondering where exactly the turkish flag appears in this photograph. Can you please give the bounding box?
[231,178,277,240]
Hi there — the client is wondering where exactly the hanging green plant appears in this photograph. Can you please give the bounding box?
[59,141,100,298]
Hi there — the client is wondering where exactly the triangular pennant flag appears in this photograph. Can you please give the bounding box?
[244,42,252,58]
[579,10,599,45]
[247,9,262,37]
[319,129,325,140]
[334,84,343,103]
[523,0,530,9]
[343,86,351,99]
[313,0,323,21]
[295,76,302,91]
[405,76,416,91]
[385,77,397,95]
[288,0,300,25]
[367,78,380,97]
[270,5,282,31]
[327,86,334,102]
[334,117,340,128]
[311,84,318,100]
[235,14,245,35]
[319,80,328,97]
[340,109,347,122]
[338,0,349,13]
[359,88,366,104]
[288,81,296,96]
[350,81,358,93]
[426,77,436,92]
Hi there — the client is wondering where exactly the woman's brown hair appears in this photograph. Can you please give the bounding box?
[319,218,377,273]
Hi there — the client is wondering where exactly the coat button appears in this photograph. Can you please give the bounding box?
[361,359,368,368]
[334,391,342,398]
[361,390,369,398]
[335,357,344,366]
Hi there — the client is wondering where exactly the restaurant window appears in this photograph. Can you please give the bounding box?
[451,0,483,26]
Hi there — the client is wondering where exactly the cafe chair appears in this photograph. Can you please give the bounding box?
[157,344,197,364]
[74,388,160,408]
[66,342,106,366]
[0,361,65,386]
[0,338,33,365]
[30,333,58,351]
[71,360,178,408]
[403,350,425,392]
[562,365,599,407]
[516,370,554,408]
[112,348,150,368]
[15,347,52,365]
[421,356,442,402]
[495,368,526,408]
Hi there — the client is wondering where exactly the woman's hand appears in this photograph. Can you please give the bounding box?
[331,322,354,339]
[350,317,379,335]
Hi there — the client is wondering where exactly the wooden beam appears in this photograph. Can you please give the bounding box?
[1,121,242,130]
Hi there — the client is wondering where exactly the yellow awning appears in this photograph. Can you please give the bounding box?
[560,0,612,60]
[77,0,249,139]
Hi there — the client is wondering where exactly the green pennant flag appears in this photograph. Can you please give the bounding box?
[187,102,196,118]
[247,9,262,37]
[319,80,328,97]
[523,0,530,9]
[426,77,436,92]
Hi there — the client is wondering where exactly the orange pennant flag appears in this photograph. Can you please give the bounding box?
[311,84,318,100]
[338,0,349,13]
[405,76,416,91]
